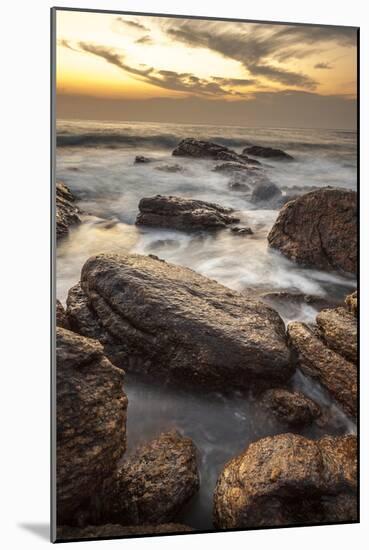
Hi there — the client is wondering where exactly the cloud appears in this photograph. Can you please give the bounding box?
[315,62,333,69]
[60,40,256,98]
[115,17,149,31]
[163,20,357,89]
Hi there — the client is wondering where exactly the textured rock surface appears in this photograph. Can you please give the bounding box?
[101,431,199,525]
[56,328,128,525]
[260,388,321,427]
[214,433,357,529]
[57,523,193,540]
[287,321,357,417]
[134,155,152,164]
[243,145,294,160]
[172,138,254,164]
[75,253,292,389]
[56,181,81,240]
[56,299,70,329]
[345,290,357,316]
[135,195,239,230]
[316,306,357,363]
[268,188,357,274]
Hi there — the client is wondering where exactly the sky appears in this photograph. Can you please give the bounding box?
[55,10,358,129]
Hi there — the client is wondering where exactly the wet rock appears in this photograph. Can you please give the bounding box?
[56,299,70,329]
[228,177,250,192]
[251,180,282,203]
[172,138,255,164]
[243,145,294,160]
[135,195,240,230]
[213,162,260,174]
[134,155,152,164]
[268,188,357,274]
[287,321,357,417]
[214,433,357,529]
[345,290,357,316]
[261,291,339,312]
[101,431,199,525]
[231,226,253,236]
[56,328,128,525]
[155,163,185,173]
[56,181,81,240]
[316,306,357,363]
[74,253,292,389]
[57,523,193,540]
[260,388,321,427]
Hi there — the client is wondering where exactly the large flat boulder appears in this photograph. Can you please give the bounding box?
[268,188,357,274]
[214,433,357,529]
[316,306,357,363]
[56,328,128,525]
[135,195,239,230]
[172,138,254,164]
[243,145,294,160]
[287,321,357,417]
[100,431,199,525]
[56,181,81,240]
[72,253,293,389]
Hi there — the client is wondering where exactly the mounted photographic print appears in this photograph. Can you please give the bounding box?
[51,7,359,543]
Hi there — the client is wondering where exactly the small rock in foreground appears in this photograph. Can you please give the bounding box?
[260,388,321,427]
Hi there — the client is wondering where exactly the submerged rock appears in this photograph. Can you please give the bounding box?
[72,253,292,389]
[260,388,321,427]
[231,226,253,236]
[268,188,357,274]
[214,433,357,528]
[251,180,282,203]
[345,290,357,316]
[213,162,260,174]
[56,328,128,525]
[56,181,81,240]
[155,163,185,173]
[287,321,357,417]
[57,523,193,540]
[134,155,152,164]
[56,299,70,329]
[316,306,357,363]
[135,195,239,230]
[243,145,294,160]
[172,138,255,164]
[260,291,339,313]
[101,431,199,525]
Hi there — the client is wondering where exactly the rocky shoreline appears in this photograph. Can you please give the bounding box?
[56,137,357,537]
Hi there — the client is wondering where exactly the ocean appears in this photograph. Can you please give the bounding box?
[56,119,357,529]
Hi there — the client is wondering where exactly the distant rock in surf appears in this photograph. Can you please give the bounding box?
[134,155,153,164]
[268,187,357,274]
[135,194,240,231]
[155,163,185,173]
[251,179,282,203]
[214,433,357,528]
[56,181,81,240]
[243,145,294,160]
[67,253,293,390]
[231,226,253,235]
[172,138,259,165]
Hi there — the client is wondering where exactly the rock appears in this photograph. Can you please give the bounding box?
[214,433,357,529]
[268,188,357,274]
[172,138,255,164]
[228,178,250,192]
[74,253,293,389]
[56,181,81,240]
[287,321,356,417]
[57,523,193,540]
[243,145,294,160]
[213,162,260,174]
[155,164,185,173]
[261,291,339,312]
[56,327,128,525]
[56,299,70,329]
[345,290,357,316]
[316,306,357,363]
[134,155,152,164]
[231,226,253,236]
[100,431,199,525]
[135,195,240,231]
[260,388,321,427]
[251,180,282,203]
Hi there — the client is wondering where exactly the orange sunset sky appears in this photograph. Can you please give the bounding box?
[55,9,358,129]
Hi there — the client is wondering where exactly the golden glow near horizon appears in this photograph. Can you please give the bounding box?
[56,10,357,101]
